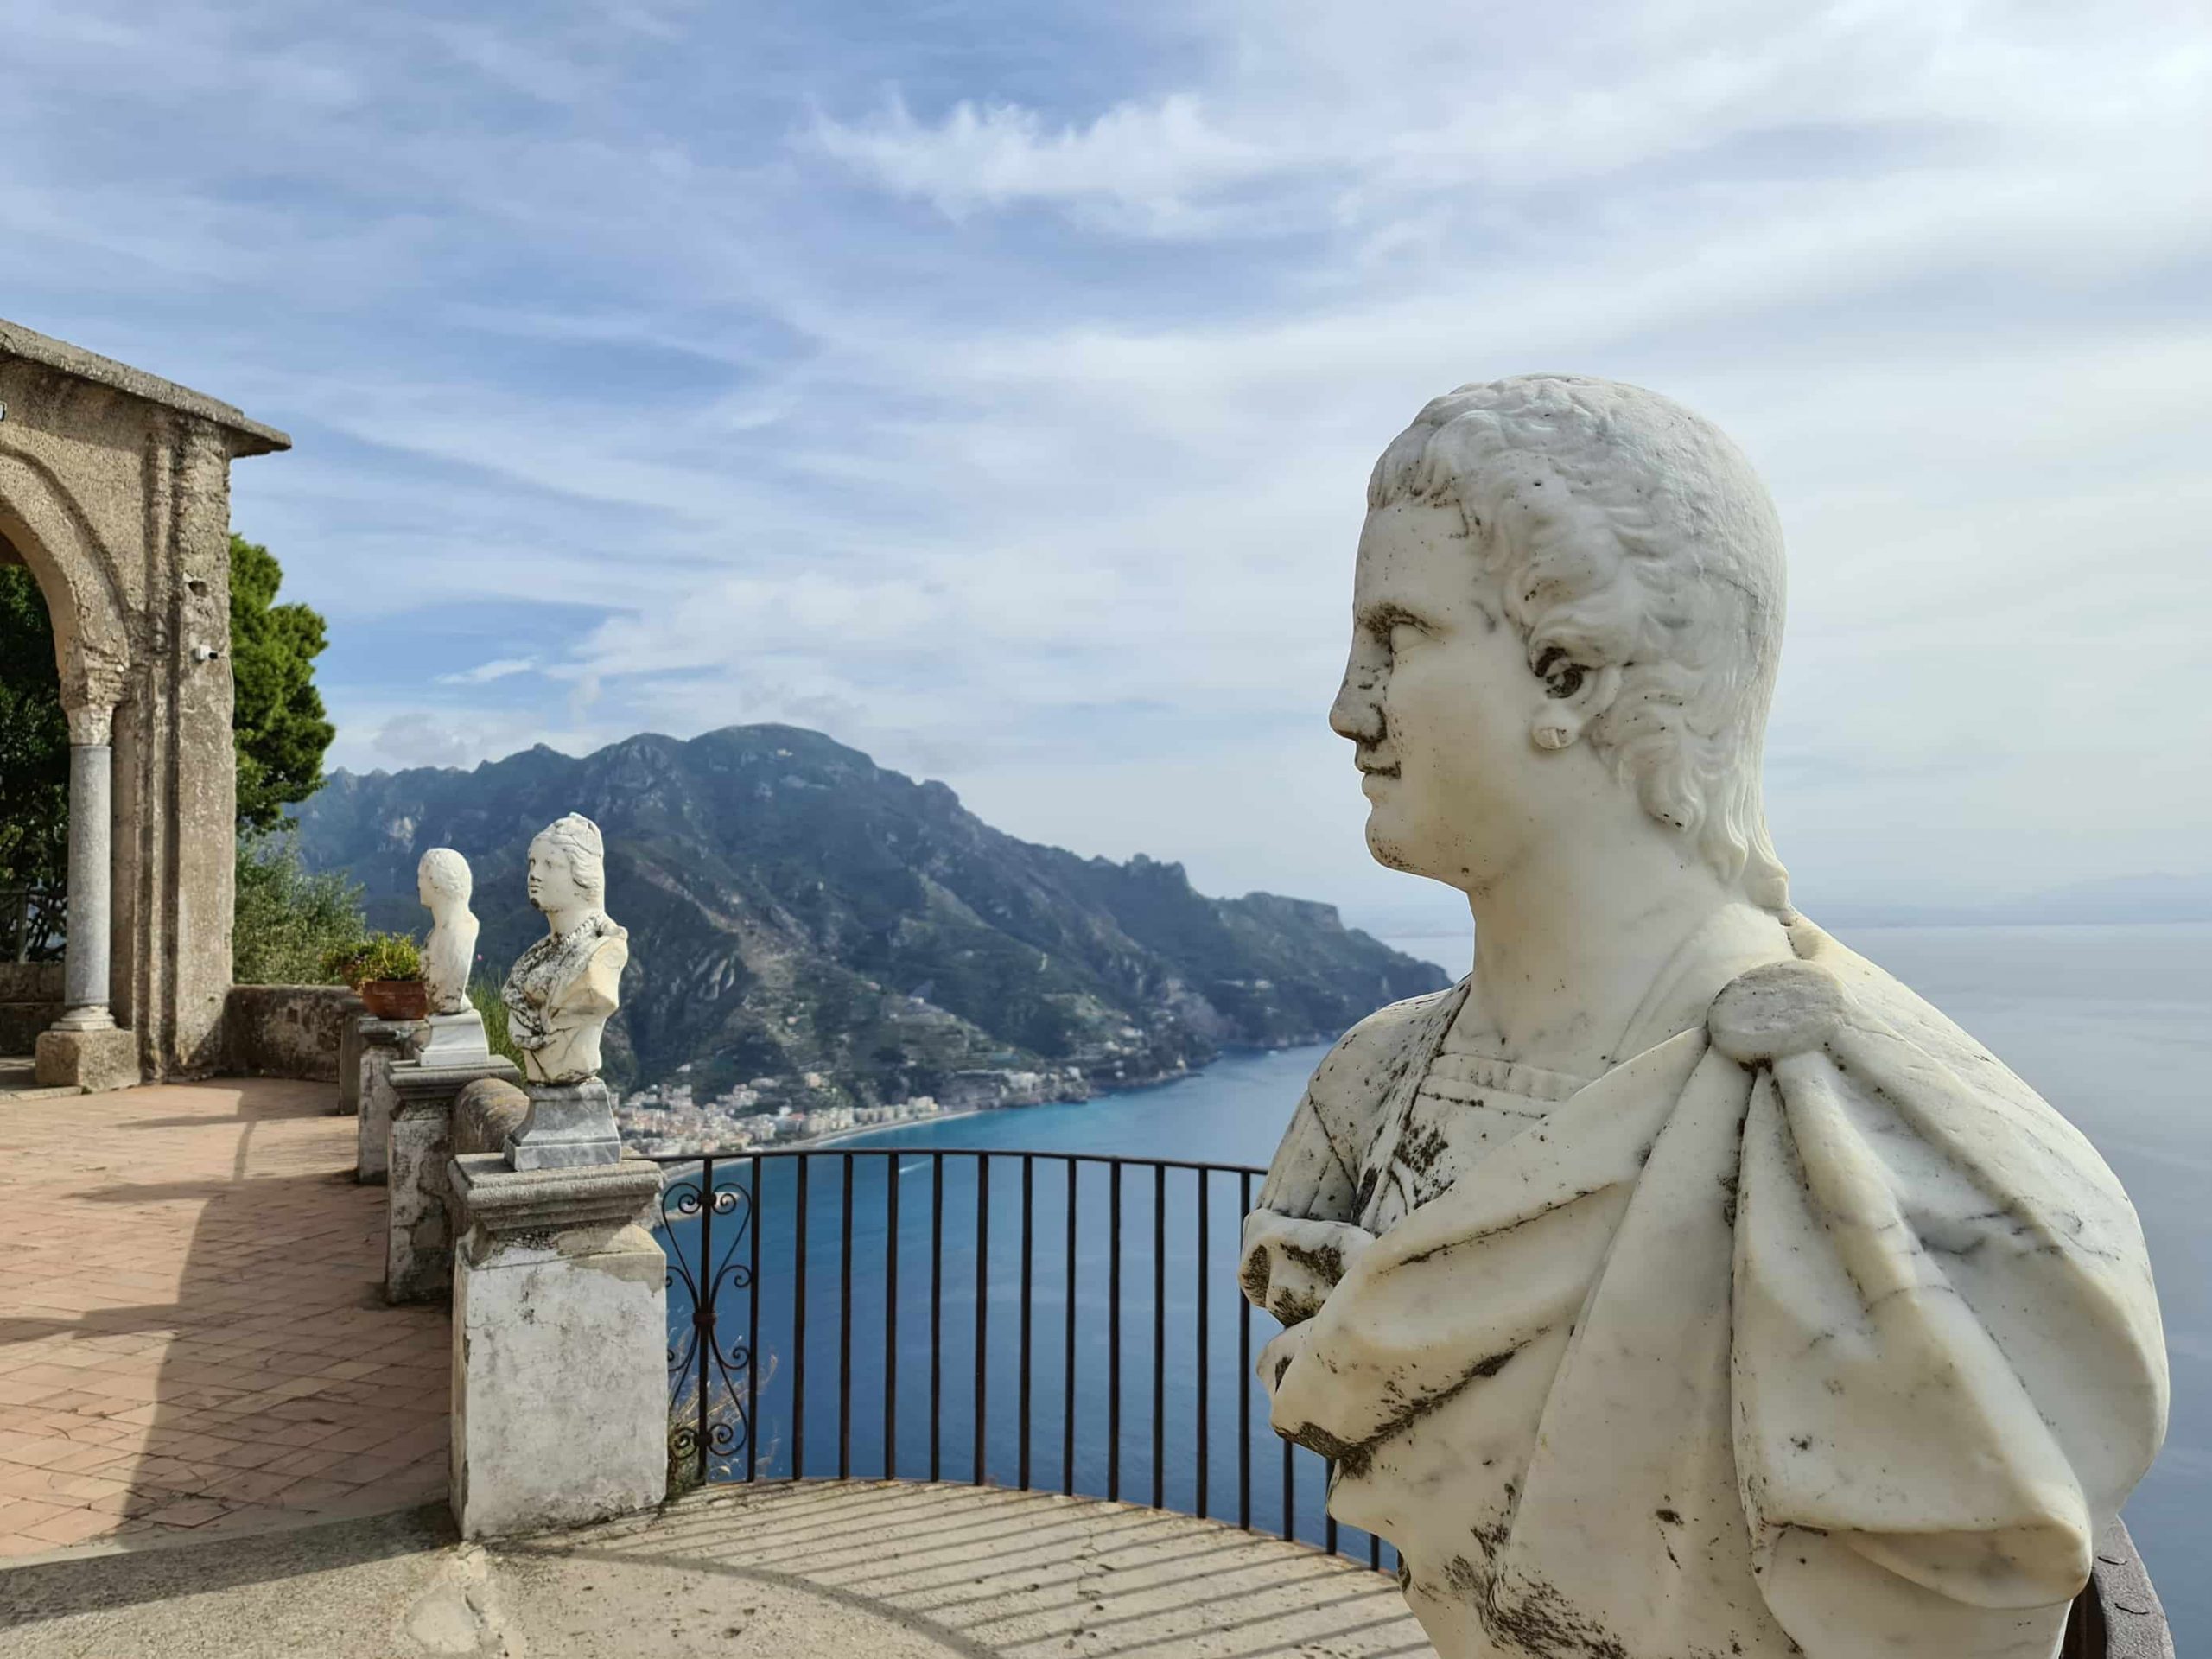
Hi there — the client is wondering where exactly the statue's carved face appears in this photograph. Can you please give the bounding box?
[1331,498,1568,892]
[526,834,593,916]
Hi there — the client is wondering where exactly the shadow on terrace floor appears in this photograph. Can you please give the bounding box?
[0,1481,1437,1657]
[0,1077,448,1560]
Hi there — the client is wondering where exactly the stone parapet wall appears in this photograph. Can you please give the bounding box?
[0,962,63,1054]
[224,984,362,1081]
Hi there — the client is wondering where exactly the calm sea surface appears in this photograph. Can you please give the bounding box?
[664,921,2209,1644]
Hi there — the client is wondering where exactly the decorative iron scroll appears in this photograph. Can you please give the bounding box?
[661,1157,753,1492]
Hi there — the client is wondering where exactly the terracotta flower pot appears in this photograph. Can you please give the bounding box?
[359,978,429,1021]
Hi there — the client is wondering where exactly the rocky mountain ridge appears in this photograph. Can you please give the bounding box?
[294,724,1447,1104]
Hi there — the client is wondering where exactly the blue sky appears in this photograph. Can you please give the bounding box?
[6,0,2209,944]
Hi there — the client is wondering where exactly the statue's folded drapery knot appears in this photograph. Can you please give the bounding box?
[1706,957,1851,1064]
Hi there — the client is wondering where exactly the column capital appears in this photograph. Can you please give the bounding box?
[58,672,123,745]
[62,703,113,746]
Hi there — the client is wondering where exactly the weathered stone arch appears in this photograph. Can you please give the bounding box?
[0,317,288,1089]
[0,442,132,734]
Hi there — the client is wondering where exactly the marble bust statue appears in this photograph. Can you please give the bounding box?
[501,813,628,1087]
[413,846,493,1066]
[416,848,479,1016]
[1240,376,2167,1659]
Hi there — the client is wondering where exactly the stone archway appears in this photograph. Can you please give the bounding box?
[0,318,289,1089]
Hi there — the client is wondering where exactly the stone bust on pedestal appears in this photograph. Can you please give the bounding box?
[418,848,480,1015]
[499,813,628,1167]
[1240,376,2168,1659]
[415,847,491,1066]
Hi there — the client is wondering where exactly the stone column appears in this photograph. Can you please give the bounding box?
[447,1152,668,1540]
[56,730,113,1031]
[35,700,137,1093]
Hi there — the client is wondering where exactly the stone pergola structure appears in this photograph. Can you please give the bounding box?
[0,318,289,1090]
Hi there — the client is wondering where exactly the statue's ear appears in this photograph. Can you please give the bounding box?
[1529,657,1622,752]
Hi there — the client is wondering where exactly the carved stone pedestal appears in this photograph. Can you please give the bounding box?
[356,1019,423,1185]
[418,1008,491,1068]
[447,1154,668,1540]
[386,1053,522,1305]
[505,1077,623,1170]
[339,1013,414,1117]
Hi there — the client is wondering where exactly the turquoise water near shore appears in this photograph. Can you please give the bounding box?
[836,920,2209,1647]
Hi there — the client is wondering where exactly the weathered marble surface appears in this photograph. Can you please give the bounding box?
[1242,375,2168,1659]
[355,1020,421,1184]
[447,1154,666,1539]
[416,847,480,1019]
[501,815,626,1089]
[386,1052,521,1304]
[416,1010,492,1067]
[497,814,626,1169]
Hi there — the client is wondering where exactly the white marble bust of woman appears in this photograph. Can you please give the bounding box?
[500,813,628,1086]
[416,848,479,1016]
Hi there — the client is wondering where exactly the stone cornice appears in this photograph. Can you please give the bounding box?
[0,316,291,456]
[449,1153,662,1240]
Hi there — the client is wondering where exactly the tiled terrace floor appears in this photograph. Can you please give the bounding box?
[0,1077,448,1559]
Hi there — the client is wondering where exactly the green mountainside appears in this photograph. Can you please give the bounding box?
[293,725,1446,1103]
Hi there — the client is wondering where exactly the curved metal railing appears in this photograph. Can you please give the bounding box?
[648,1145,1395,1573]
[647,1144,2171,1652]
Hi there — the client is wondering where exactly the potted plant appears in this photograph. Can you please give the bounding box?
[325,932,429,1020]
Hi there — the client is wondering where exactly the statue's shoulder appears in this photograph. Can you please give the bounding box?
[1308,982,1465,1110]
[1705,918,2057,1122]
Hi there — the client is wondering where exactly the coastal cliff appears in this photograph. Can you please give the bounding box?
[294,725,1446,1116]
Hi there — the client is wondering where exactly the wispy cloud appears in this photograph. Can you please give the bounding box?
[435,658,537,686]
[4,0,2209,931]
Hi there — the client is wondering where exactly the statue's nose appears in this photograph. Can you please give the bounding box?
[1330,672,1384,743]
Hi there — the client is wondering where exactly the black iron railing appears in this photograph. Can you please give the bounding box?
[649,1147,1395,1574]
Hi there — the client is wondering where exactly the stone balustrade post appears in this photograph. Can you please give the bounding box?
[446,1151,667,1540]
[385,1049,521,1304]
[351,1016,420,1181]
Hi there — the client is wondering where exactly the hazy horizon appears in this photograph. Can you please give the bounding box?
[309,719,2212,942]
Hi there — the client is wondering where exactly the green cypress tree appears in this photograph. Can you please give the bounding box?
[228,533,335,832]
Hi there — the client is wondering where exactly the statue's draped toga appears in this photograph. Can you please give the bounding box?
[1243,918,2166,1659]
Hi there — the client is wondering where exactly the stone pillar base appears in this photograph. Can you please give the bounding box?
[355,1018,422,1183]
[448,1154,668,1540]
[34,1025,137,1093]
[386,1055,523,1305]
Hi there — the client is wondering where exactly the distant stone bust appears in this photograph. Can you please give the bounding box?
[416,848,479,1016]
[501,814,628,1085]
[1242,376,2167,1659]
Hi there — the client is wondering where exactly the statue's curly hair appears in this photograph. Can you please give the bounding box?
[416,846,472,901]
[1369,374,1792,912]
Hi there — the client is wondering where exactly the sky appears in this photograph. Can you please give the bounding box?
[4,0,2209,946]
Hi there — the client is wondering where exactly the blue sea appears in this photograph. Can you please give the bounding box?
[660,921,2209,1646]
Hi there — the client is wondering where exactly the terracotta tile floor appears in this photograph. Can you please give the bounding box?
[0,1077,448,1558]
